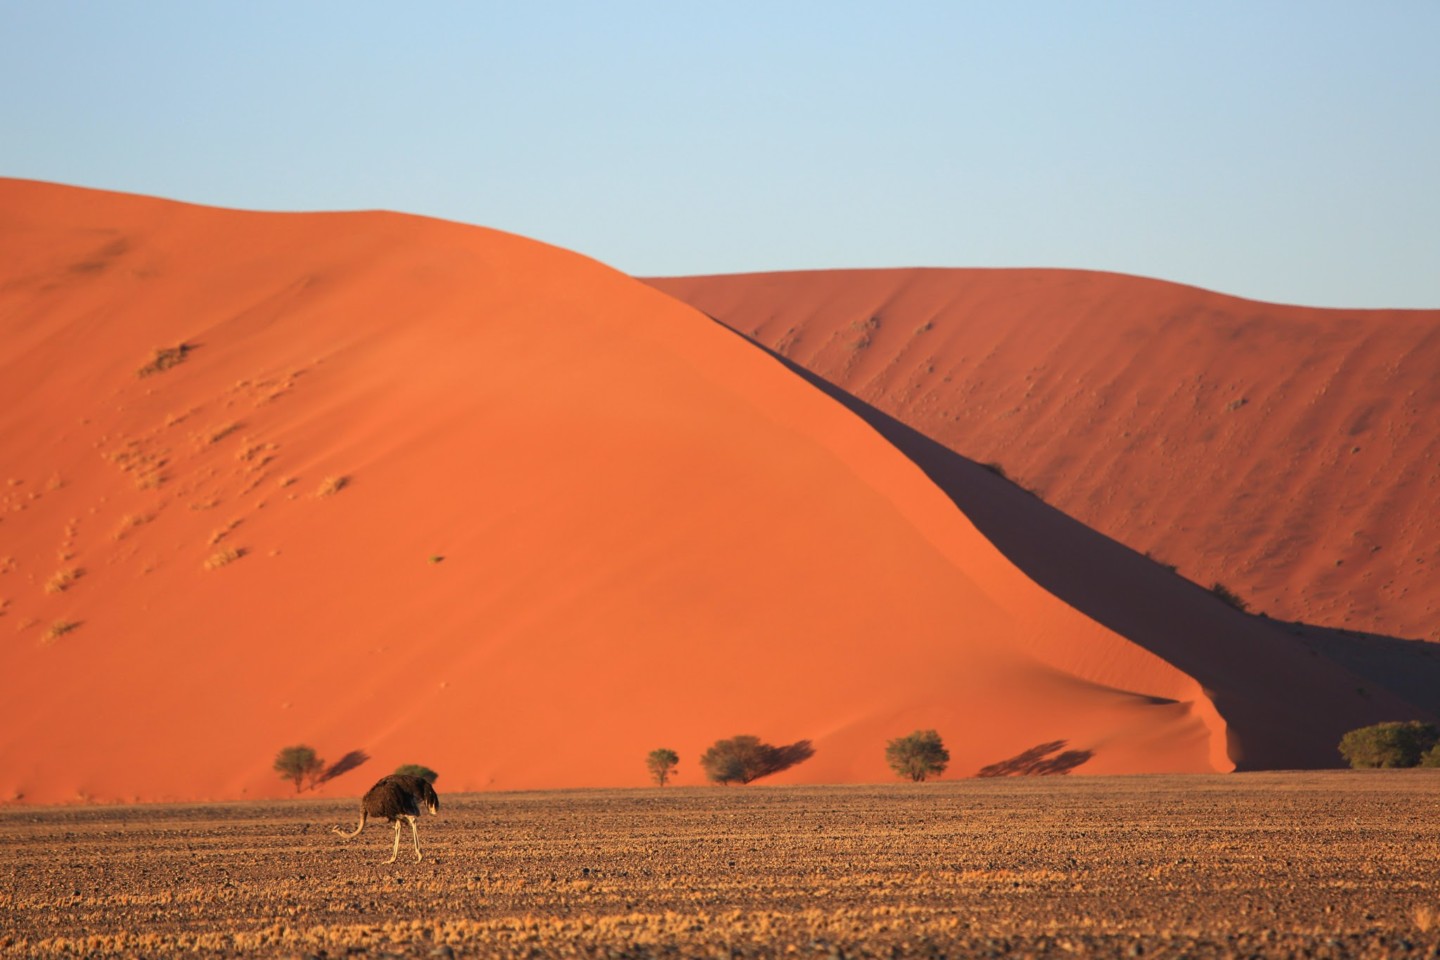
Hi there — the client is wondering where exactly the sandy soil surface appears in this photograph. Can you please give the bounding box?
[4,773,1439,958]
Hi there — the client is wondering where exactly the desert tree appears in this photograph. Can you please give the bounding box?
[700,735,814,785]
[394,764,439,784]
[646,748,679,786]
[274,744,326,793]
[885,729,950,782]
[1338,721,1439,768]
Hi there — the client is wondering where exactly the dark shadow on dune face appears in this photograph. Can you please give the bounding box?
[977,741,1094,777]
[1286,624,1440,717]
[701,319,1439,769]
[319,750,370,785]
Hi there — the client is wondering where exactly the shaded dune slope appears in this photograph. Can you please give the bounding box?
[647,270,1440,645]
[724,345,1436,769]
[2,180,1236,804]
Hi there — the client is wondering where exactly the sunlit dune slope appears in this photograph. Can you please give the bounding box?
[647,269,1440,644]
[0,180,1249,804]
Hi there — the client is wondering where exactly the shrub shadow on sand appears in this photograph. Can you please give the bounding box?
[318,750,370,786]
[977,740,1093,777]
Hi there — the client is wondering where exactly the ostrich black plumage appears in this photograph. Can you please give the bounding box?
[333,774,440,863]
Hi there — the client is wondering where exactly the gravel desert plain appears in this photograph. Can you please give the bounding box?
[4,774,1440,959]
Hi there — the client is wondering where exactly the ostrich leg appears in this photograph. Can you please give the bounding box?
[384,820,402,864]
[407,816,423,861]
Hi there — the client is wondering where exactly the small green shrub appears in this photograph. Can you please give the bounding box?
[274,745,326,792]
[1338,721,1439,768]
[1419,744,1440,768]
[1210,582,1248,612]
[885,729,950,782]
[646,748,679,786]
[394,764,438,784]
[137,343,191,378]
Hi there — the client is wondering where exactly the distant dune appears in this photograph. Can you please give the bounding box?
[0,182,1430,805]
[648,269,1440,647]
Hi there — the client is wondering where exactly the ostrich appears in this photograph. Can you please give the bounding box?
[333,774,440,863]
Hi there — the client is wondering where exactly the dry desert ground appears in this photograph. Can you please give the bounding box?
[3,772,1440,958]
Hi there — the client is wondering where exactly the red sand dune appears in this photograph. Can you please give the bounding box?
[0,181,1428,806]
[648,270,1440,648]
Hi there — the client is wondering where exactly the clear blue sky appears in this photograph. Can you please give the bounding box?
[3,2,1437,308]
